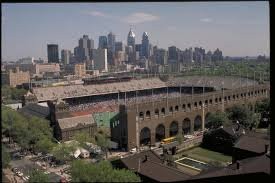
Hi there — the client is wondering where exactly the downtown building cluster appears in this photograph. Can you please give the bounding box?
[46,29,224,73]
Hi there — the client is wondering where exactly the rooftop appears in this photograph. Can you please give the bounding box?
[192,154,270,179]
[234,133,270,154]
[120,150,191,182]
[57,114,95,130]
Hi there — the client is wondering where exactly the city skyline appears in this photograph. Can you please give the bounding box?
[2,2,269,61]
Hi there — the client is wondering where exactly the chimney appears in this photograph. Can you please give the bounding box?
[236,161,240,169]
[265,144,269,153]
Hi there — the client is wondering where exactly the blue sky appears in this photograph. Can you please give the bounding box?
[2,2,269,61]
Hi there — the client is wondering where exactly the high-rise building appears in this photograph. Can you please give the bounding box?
[61,50,71,65]
[155,49,168,65]
[127,29,136,63]
[168,46,178,63]
[107,32,116,53]
[141,32,150,59]
[74,35,94,62]
[115,42,124,52]
[47,44,59,63]
[93,49,108,72]
[98,36,108,49]
[212,48,223,62]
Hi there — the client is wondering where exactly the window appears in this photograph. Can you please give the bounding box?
[175,105,179,112]
[182,104,186,110]
[169,106,173,113]
[139,112,144,120]
[155,109,159,116]
[146,111,151,118]
[161,108,165,115]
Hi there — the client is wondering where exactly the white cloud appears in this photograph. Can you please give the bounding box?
[122,12,159,24]
[200,18,213,23]
[84,11,110,18]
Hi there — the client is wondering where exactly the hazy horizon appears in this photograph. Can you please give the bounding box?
[2,2,270,61]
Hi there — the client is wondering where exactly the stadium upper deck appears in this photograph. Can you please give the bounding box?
[31,76,258,102]
[32,78,167,102]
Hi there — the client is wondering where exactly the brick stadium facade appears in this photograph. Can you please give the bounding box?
[111,84,270,150]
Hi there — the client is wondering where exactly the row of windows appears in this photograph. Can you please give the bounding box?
[138,89,267,120]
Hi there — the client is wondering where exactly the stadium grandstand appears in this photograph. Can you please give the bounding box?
[29,76,259,115]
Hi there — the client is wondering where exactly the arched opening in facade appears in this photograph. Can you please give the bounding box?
[169,106,173,113]
[155,124,165,142]
[175,105,179,112]
[182,118,191,135]
[139,112,144,120]
[187,103,191,111]
[161,108,165,115]
[140,127,151,146]
[182,104,186,111]
[155,109,159,116]
[169,121,179,137]
[194,115,202,131]
[146,111,151,118]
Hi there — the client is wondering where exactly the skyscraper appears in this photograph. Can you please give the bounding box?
[61,49,71,65]
[74,35,94,62]
[127,28,136,63]
[47,44,59,63]
[107,32,116,53]
[98,36,108,49]
[93,49,108,72]
[168,46,178,63]
[141,32,150,59]
[115,42,124,52]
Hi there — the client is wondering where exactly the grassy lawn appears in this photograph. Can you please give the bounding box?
[175,147,232,164]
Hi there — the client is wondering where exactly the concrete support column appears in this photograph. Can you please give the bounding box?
[150,129,156,146]
[165,124,170,138]
[178,122,183,136]
[202,104,205,131]
[190,119,194,134]
[136,121,140,151]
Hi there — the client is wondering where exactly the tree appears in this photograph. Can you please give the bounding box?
[96,133,110,159]
[29,169,50,183]
[51,143,76,163]
[255,98,270,113]
[226,105,253,127]
[205,112,229,129]
[2,145,11,168]
[71,132,95,149]
[70,160,141,182]
[34,137,56,154]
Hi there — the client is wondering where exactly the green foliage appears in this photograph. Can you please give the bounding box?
[226,105,254,127]
[51,143,76,162]
[72,132,95,149]
[70,160,141,182]
[2,145,11,168]
[34,137,56,154]
[96,133,110,159]
[1,86,27,103]
[206,112,229,129]
[1,105,54,152]
[29,169,50,183]
[255,98,270,113]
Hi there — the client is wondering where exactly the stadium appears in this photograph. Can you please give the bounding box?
[24,75,266,145]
